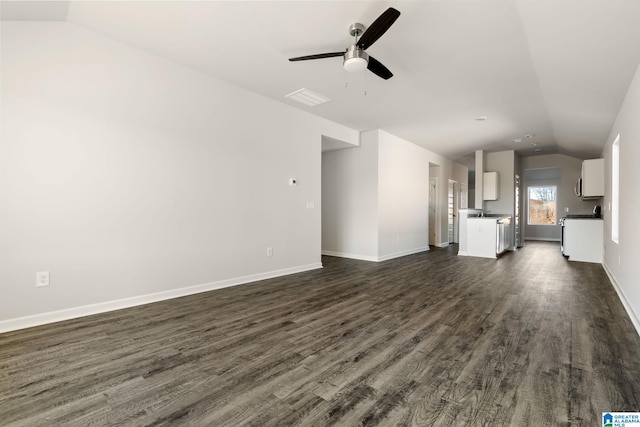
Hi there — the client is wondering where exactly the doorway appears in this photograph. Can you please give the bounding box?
[448,179,458,244]
[515,174,522,248]
[429,177,437,246]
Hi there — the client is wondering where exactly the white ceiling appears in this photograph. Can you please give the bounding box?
[3,1,640,167]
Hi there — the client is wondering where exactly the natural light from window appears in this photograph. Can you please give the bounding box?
[528,186,557,225]
[612,134,620,243]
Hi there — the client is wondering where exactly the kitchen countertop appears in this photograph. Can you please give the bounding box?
[468,214,512,220]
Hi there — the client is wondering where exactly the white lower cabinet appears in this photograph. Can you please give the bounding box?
[466,217,512,259]
[563,219,603,263]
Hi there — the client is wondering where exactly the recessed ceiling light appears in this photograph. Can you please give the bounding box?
[474,116,488,121]
[530,142,539,146]
[284,88,330,107]
[525,133,535,138]
[513,138,522,143]
[534,148,543,152]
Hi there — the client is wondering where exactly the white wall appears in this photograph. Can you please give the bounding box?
[321,134,378,261]
[602,64,640,333]
[378,130,430,259]
[322,129,467,260]
[484,150,515,215]
[0,22,358,330]
[380,130,467,251]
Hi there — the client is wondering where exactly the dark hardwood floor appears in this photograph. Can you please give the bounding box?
[1,241,639,426]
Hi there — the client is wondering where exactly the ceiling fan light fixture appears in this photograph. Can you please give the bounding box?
[344,57,368,72]
[343,45,369,72]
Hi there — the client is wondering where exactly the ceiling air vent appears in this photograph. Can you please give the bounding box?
[284,88,330,107]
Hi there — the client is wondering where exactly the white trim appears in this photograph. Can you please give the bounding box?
[321,250,378,262]
[435,242,449,248]
[378,247,430,262]
[322,247,430,263]
[524,237,561,242]
[602,262,640,337]
[457,251,469,256]
[0,263,322,334]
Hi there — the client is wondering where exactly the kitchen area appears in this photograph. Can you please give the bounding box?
[560,158,604,263]
[457,150,522,259]
[458,150,605,262]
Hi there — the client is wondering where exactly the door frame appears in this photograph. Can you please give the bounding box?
[448,179,459,244]
[429,177,438,246]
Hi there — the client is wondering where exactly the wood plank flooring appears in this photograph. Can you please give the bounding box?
[1,241,640,426]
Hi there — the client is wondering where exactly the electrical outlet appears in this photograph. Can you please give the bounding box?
[306,201,315,209]
[36,271,50,288]
[267,247,273,257]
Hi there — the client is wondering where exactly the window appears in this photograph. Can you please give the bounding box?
[528,186,557,225]
[612,134,620,243]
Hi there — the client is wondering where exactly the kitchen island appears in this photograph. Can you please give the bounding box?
[462,215,512,259]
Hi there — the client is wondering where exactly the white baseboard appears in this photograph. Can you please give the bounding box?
[435,242,450,248]
[524,237,561,242]
[0,263,322,334]
[378,247,429,262]
[321,250,379,262]
[322,247,429,263]
[457,251,469,256]
[602,262,640,338]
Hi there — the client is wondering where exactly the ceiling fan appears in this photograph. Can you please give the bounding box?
[288,7,401,80]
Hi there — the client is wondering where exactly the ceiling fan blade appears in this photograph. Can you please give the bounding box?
[367,56,393,80]
[357,7,401,50]
[289,52,345,61]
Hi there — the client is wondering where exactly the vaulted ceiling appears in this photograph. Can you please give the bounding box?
[3,1,640,167]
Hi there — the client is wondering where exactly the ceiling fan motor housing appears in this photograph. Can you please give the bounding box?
[349,23,365,37]
[344,44,369,72]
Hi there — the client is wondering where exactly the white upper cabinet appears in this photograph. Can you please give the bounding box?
[582,158,604,198]
[483,171,499,200]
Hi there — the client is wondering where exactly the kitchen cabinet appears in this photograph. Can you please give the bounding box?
[581,158,604,199]
[465,216,512,259]
[563,218,603,263]
[483,172,499,201]
[457,209,482,256]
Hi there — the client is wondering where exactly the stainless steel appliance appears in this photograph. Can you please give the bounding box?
[496,217,511,255]
[560,216,566,254]
[593,205,602,218]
